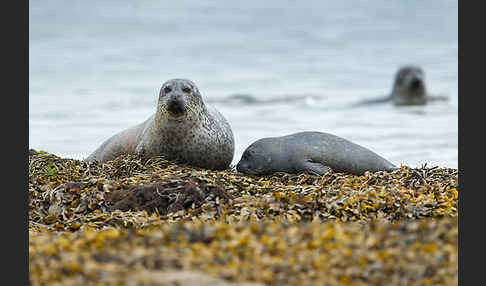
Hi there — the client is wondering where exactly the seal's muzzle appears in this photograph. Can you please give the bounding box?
[167,95,186,117]
[236,161,246,173]
[410,77,423,91]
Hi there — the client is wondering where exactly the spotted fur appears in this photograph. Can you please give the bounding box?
[85,79,235,170]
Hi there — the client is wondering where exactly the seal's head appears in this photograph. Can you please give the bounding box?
[236,140,278,175]
[391,65,427,105]
[157,79,205,121]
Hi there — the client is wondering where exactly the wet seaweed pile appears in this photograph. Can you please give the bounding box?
[28,149,459,285]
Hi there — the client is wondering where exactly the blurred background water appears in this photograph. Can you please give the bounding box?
[29,0,458,168]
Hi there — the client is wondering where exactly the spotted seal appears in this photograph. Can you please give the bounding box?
[356,65,448,106]
[236,131,398,176]
[85,79,235,170]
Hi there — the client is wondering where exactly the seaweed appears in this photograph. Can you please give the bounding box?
[28,149,459,285]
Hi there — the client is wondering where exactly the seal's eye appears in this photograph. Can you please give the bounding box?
[182,86,192,93]
[164,86,172,93]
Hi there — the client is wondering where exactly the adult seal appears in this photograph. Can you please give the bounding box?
[84,79,235,170]
[390,65,427,105]
[356,65,447,106]
[236,131,399,176]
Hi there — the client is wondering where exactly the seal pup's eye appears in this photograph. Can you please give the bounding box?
[246,150,255,158]
[182,86,192,93]
[241,151,251,160]
[164,86,172,93]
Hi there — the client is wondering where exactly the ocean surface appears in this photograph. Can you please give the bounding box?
[29,0,458,169]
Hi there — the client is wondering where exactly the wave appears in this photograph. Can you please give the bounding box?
[207,93,326,106]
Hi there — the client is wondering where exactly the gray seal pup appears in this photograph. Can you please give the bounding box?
[236,131,398,176]
[84,79,235,170]
[356,65,448,106]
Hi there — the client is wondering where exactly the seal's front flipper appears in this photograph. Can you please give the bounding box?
[297,159,333,176]
[134,143,142,154]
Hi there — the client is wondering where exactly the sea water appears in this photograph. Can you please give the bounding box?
[29,0,458,168]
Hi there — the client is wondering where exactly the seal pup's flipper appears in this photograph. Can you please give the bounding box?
[296,159,333,176]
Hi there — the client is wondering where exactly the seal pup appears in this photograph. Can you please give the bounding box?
[356,65,448,106]
[85,79,235,170]
[236,131,398,176]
